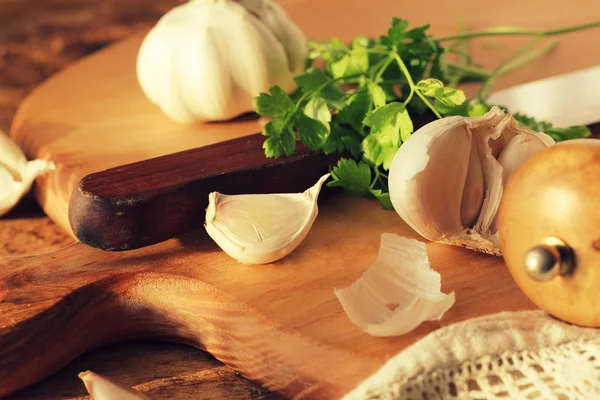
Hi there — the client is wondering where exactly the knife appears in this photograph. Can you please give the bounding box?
[69,68,600,251]
[486,65,600,128]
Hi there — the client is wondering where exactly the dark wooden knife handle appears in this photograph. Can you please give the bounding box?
[69,133,340,251]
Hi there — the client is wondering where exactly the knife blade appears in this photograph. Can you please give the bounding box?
[487,65,600,128]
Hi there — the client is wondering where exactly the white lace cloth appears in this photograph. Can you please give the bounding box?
[344,311,600,400]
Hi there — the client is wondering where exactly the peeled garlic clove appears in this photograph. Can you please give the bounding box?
[0,131,55,217]
[389,107,554,255]
[335,234,455,337]
[78,371,149,400]
[205,174,329,265]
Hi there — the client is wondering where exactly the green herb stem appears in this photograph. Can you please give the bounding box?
[294,73,363,106]
[374,55,395,82]
[369,167,381,190]
[478,38,557,100]
[447,63,493,79]
[436,20,600,41]
[494,39,557,76]
[393,53,442,118]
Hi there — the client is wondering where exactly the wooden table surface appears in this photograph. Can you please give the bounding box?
[3,1,600,399]
[1,1,278,398]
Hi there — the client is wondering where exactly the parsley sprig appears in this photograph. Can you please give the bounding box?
[253,18,597,209]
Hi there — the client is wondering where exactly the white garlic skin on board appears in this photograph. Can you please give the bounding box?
[136,0,307,124]
[0,131,55,217]
[388,107,554,255]
[204,174,329,265]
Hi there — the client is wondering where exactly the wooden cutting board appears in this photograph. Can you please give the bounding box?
[2,0,600,398]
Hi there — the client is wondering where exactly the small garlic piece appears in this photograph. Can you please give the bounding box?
[388,107,554,255]
[0,131,55,217]
[78,370,150,400]
[335,234,455,337]
[205,174,329,265]
[136,0,307,123]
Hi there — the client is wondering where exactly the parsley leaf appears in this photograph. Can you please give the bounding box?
[294,68,345,107]
[417,78,466,111]
[370,189,394,210]
[328,158,372,196]
[511,112,591,141]
[304,96,332,130]
[382,18,409,48]
[322,124,363,158]
[262,118,296,158]
[368,82,387,108]
[362,102,408,169]
[331,36,370,79]
[546,126,591,141]
[253,86,294,118]
[296,114,328,151]
[467,103,491,117]
[338,88,371,134]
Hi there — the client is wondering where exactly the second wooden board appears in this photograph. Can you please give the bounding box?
[0,194,536,399]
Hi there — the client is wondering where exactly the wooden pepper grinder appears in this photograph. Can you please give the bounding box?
[498,138,600,327]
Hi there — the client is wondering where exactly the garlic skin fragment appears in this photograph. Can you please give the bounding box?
[0,131,55,217]
[205,174,329,265]
[335,234,455,337]
[136,0,307,123]
[388,107,554,255]
[78,370,150,400]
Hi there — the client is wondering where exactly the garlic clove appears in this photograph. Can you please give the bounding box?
[0,131,28,181]
[388,116,474,241]
[460,137,485,228]
[389,107,554,255]
[0,131,55,217]
[335,234,455,337]
[78,370,150,400]
[205,174,329,265]
[498,131,555,186]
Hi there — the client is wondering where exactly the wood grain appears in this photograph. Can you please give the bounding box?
[6,342,278,400]
[0,0,183,132]
[0,194,537,398]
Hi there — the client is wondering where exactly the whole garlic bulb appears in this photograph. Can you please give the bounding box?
[388,107,554,256]
[0,131,55,217]
[136,0,307,123]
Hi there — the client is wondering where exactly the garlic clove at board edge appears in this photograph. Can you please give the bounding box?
[0,131,55,217]
[334,233,455,337]
[204,174,329,265]
[78,370,150,400]
[388,106,554,256]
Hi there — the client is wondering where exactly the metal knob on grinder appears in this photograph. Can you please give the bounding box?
[498,138,600,328]
[523,237,574,282]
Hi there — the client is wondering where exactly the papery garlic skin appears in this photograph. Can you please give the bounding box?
[136,0,307,123]
[0,131,55,217]
[335,234,455,337]
[205,174,329,265]
[78,370,149,400]
[388,107,554,255]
